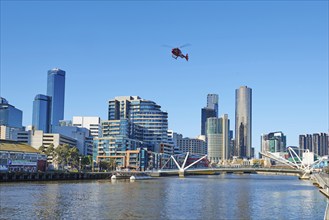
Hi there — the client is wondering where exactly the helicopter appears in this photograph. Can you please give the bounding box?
[163,44,190,61]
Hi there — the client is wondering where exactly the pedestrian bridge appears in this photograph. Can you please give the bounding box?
[149,167,303,177]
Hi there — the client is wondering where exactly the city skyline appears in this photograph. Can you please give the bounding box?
[1,1,328,151]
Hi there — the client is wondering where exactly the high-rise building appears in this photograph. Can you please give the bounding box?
[0,97,23,129]
[261,132,286,155]
[201,107,216,135]
[299,133,328,156]
[32,94,51,133]
[47,68,66,129]
[201,94,218,135]
[235,86,252,158]
[207,114,230,163]
[207,94,219,117]
[108,96,169,149]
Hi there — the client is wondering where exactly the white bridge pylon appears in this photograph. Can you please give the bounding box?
[260,147,325,179]
[161,152,208,177]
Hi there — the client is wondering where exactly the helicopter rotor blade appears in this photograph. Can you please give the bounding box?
[162,44,173,48]
[179,43,191,48]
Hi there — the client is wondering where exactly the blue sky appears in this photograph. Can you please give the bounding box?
[1,1,328,152]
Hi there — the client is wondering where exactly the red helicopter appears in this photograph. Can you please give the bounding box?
[163,44,190,61]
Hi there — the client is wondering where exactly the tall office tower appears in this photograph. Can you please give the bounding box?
[260,132,286,154]
[207,94,219,117]
[72,116,100,138]
[235,86,252,158]
[108,96,169,149]
[0,97,23,129]
[299,134,313,152]
[206,115,230,163]
[32,94,51,133]
[201,108,216,135]
[300,133,328,156]
[47,68,66,129]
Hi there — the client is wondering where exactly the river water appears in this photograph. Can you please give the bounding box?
[0,174,327,220]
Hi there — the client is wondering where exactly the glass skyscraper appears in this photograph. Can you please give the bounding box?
[201,94,218,135]
[32,94,51,133]
[207,94,219,117]
[235,86,252,158]
[47,68,65,129]
[0,97,23,128]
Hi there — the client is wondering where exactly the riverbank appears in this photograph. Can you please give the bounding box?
[0,171,153,182]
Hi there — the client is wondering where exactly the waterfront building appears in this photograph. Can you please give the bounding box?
[235,86,252,158]
[72,116,100,138]
[47,68,66,129]
[0,140,47,172]
[0,97,23,129]
[32,94,51,133]
[207,114,230,164]
[108,96,169,150]
[299,133,328,156]
[260,131,287,154]
[93,136,143,168]
[176,135,207,155]
[125,148,148,171]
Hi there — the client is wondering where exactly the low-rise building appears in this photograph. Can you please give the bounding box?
[0,140,47,172]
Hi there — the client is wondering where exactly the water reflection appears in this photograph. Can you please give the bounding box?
[0,175,327,220]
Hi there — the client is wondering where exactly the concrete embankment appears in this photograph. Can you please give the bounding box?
[312,173,329,198]
[0,171,151,182]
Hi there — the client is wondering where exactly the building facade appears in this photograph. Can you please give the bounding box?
[47,68,66,129]
[201,94,218,136]
[207,94,219,117]
[12,130,76,150]
[0,140,47,172]
[108,96,169,150]
[207,114,230,164]
[299,133,328,156]
[235,86,252,158]
[72,116,100,138]
[32,94,51,133]
[0,97,23,129]
[261,132,287,155]
[176,135,207,155]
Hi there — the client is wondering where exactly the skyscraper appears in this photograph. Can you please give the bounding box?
[108,96,169,149]
[201,107,216,135]
[201,94,218,135]
[0,97,23,129]
[206,114,230,164]
[32,94,51,133]
[207,94,219,117]
[235,86,252,158]
[47,68,65,129]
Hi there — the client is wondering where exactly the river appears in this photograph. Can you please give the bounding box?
[0,174,327,219]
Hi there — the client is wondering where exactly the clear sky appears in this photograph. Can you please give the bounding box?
[1,1,328,153]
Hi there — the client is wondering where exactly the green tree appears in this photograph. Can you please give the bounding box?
[81,155,92,170]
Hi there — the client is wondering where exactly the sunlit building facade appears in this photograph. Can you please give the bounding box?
[47,68,66,129]
[235,86,252,158]
[32,94,51,133]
